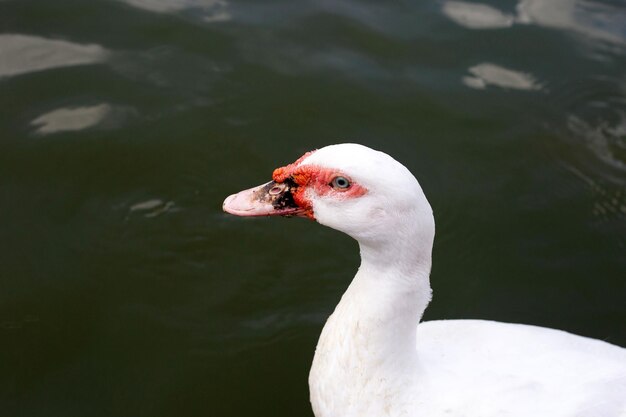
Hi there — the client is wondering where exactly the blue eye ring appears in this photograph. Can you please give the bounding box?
[331,176,351,189]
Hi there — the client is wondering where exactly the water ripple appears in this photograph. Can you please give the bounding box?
[129,198,179,218]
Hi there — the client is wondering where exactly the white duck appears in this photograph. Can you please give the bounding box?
[222,143,626,417]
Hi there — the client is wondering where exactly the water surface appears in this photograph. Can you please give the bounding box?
[1,1,625,416]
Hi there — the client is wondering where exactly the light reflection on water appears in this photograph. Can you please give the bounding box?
[439,0,626,208]
[443,0,626,46]
[31,104,112,134]
[116,0,231,22]
[463,63,541,90]
[517,0,626,45]
[443,1,515,29]
[0,34,109,78]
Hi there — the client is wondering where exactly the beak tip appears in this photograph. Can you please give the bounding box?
[222,194,235,213]
[222,192,250,216]
[222,185,277,217]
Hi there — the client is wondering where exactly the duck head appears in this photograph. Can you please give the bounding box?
[223,143,434,247]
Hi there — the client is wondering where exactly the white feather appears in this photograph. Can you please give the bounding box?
[296,144,626,417]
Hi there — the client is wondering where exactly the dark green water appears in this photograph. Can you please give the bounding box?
[1,1,625,416]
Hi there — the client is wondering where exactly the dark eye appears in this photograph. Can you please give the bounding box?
[331,176,351,189]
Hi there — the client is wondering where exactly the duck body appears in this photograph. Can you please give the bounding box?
[414,320,626,417]
[313,315,626,417]
[223,143,626,417]
[310,259,626,417]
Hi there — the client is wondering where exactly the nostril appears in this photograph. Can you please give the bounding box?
[269,185,285,195]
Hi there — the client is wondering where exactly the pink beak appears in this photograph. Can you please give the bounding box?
[223,181,305,217]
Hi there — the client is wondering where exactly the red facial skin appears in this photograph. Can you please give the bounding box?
[272,151,367,220]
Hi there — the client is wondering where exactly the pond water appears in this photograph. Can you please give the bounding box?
[1,1,625,416]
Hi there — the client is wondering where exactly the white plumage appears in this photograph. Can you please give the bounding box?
[224,143,626,417]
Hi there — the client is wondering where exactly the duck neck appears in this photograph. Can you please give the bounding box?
[349,238,433,359]
[309,224,433,416]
